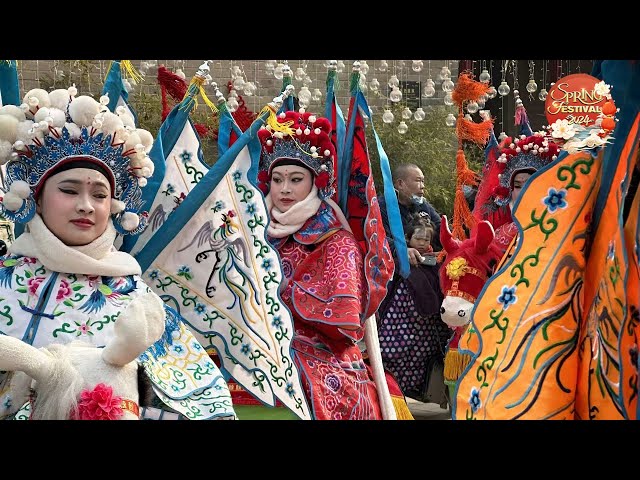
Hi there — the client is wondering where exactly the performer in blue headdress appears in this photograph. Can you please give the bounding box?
[0,85,235,420]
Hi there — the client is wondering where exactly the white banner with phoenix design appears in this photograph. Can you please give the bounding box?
[141,145,310,419]
[130,122,209,256]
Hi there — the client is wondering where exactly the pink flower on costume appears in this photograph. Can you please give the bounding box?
[56,279,72,301]
[27,277,46,296]
[23,257,37,264]
[71,383,123,420]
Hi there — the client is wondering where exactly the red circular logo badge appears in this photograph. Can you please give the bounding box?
[545,73,612,128]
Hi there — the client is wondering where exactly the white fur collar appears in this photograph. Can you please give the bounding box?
[266,185,322,238]
[8,214,141,277]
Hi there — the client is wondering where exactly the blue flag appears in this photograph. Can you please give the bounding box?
[102,60,139,126]
[278,71,294,114]
[325,68,346,187]
[0,61,19,107]
[119,77,209,255]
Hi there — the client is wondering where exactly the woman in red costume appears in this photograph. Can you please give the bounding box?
[256,110,383,420]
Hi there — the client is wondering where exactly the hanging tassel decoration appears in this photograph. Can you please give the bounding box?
[258,104,295,136]
[119,60,143,85]
[452,72,490,106]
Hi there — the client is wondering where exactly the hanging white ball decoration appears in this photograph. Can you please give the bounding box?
[498,81,511,96]
[443,93,454,106]
[422,84,436,98]
[382,109,394,124]
[397,121,409,134]
[445,113,457,127]
[389,86,403,103]
[479,69,491,83]
[274,63,284,80]
[538,88,548,101]
[442,79,455,92]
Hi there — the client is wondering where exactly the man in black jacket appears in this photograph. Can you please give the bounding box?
[378,163,442,267]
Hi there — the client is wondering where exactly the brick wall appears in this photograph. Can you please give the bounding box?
[15,59,458,116]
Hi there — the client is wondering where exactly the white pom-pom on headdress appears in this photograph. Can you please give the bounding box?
[38,108,66,128]
[22,89,51,118]
[123,131,142,153]
[140,157,155,176]
[63,122,82,139]
[15,120,34,145]
[0,114,19,143]
[120,211,140,231]
[2,191,23,211]
[111,199,126,214]
[33,107,51,125]
[138,177,147,187]
[119,112,135,129]
[49,89,72,111]
[9,180,31,199]
[98,111,125,139]
[68,95,101,127]
[136,129,153,153]
[0,140,13,165]
[0,105,26,122]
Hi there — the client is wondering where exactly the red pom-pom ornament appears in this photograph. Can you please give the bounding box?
[315,171,330,189]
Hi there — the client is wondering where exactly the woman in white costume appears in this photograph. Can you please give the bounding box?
[0,86,235,420]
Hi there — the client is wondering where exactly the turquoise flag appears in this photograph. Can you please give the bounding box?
[0,61,19,107]
[119,77,209,255]
[102,60,139,126]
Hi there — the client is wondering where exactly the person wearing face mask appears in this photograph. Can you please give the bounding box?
[378,163,442,267]
[0,87,235,420]
[377,164,450,408]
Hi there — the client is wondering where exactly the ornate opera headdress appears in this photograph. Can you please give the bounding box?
[257,109,336,199]
[0,85,154,235]
[491,132,561,206]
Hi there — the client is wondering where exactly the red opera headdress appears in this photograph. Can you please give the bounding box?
[491,132,560,206]
[257,110,336,199]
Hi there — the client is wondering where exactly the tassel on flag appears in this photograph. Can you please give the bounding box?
[102,60,140,126]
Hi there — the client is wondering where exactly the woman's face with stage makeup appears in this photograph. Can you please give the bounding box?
[510,171,533,209]
[37,168,112,246]
[270,164,314,213]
